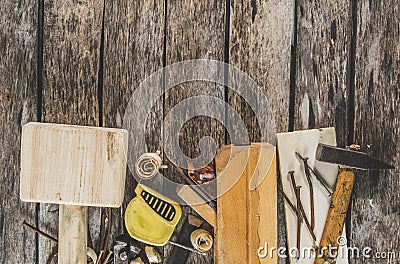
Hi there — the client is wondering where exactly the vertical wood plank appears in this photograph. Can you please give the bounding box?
[216,144,277,264]
[164,1,226,263]
[40,0,103,262]
[247,144,277,264]
[229,2,293,263]
[294,0,351,146]
[102,0,164,250]
[352,1,400,263]
[294,1,352,263]
[0,0,38,263]
[229,0,293,136]
[216,145,248,264]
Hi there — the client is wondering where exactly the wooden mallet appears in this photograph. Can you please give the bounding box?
[20,122,128,264]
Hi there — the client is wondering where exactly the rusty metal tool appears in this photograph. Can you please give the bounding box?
[288,171,304,256]
[296,151,332,196]
[22,221,58,243]
[278,185,316,243]
[295,186,302,259]
[314,143,394,264]
[296,153,315,230]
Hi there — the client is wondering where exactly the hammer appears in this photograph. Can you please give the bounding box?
[314,143,394,264]
[20,122,128,263]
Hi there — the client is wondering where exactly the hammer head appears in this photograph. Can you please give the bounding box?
[20,122,128,207]
[316,143,394,170]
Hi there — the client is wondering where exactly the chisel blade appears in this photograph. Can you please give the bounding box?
[316,143,394,170]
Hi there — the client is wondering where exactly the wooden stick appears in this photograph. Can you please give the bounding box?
[177,185,216,229]
[58,205,88,264]
[315,168,355,264]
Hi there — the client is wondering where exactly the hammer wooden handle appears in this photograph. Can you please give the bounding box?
[59,205,88,264]
[315,168,355,264]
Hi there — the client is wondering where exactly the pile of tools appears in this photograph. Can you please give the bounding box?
[19,123,393,264]
[277,129,393,264]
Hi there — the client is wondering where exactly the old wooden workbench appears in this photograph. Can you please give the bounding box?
[0,0,399,263]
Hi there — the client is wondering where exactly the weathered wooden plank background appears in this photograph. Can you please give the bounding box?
[0,0,398,263]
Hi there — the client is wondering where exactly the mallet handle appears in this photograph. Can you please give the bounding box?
[58,205,88,264]
[315,168,355,264]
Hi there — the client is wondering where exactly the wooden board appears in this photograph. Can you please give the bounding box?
[0,0,399,263]
[40,0,104,261]
[0,0,38,263]
[20,122,128,207]
[163,1,226,263]
[351,0,400,262]
[216,143,277,264]
[102,0,165,256]
[229,0,293,136]
[293,2,352,263]
[177,185,217,229]
[229,3,293,263]
[277,128,348,264]
[294,0,351,146]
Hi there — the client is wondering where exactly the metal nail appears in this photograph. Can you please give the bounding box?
[96,251,104,264]
[22,221,58,243]
[278,185,297,213]
[295,186,302,259]
[296,153,315,230]
[288,171,317,243]
[278,186,316,242]
[308,166,333,196]
[168,241,207,256]
[295,151,333,195]
[102,251,113,264]
[288,170,296,190]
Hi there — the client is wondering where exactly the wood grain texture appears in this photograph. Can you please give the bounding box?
[247,145,277,264]
[351,1,400,263]
[229,0,293,136]
[177,185,217,229]
[58,205,88,264]
[40,0,104,262]
[316,168,355,264]
[0,0,38,263]
[20,123,128,207]
[102,0,164,256]
[295,0,351,146]
[216,143,277,264]
[215,145,249,264]
[42,0,102,125]
[164,1,226,263]
[229,2,293,263]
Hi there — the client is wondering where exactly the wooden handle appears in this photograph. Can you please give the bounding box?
[58,205,88,264]
[315,168,355,264]
[177,185,217,229]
